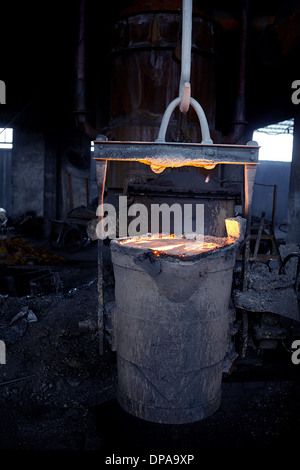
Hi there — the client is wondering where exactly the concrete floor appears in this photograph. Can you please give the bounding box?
[91,349,300,458]
[2,238,299,457]
[60,241,300,455]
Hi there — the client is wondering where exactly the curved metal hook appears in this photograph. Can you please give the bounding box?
[156,97,213,144]
[155,0,212,145]
[179,0,193,113]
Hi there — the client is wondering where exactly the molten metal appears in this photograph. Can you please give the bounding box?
[118,217,245,258]
[119,234,231,257]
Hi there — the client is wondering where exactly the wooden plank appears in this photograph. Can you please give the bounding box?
[253,212,265,259]
[250,234,274,240]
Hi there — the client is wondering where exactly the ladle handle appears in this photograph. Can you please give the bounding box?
[156,97,213,145]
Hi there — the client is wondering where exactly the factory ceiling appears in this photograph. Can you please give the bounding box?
[0,0,299,136]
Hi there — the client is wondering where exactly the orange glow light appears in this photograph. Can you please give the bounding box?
[119,235,232,257]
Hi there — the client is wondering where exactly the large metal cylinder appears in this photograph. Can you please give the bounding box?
[106,2,220,188]
[110,218,245,424]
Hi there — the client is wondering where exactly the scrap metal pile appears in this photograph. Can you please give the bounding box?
[0,237,65,266]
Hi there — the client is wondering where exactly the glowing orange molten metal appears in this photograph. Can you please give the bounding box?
[119,235,231,257]
[118,218,245,258]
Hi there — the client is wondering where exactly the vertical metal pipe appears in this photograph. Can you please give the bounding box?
[96,157,108,355]
[242,163,257,291]
[234,0,248,125]
[225,0,249,144]
[179,0,193,112]
[271,184,277,233]
[287,112,300,245]
[74,0,98,141]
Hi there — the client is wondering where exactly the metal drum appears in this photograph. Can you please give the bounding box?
[109,217,245,424]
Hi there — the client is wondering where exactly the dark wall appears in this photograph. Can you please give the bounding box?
[0,0,300,231]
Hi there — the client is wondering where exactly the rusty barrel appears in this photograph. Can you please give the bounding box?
[109,217,245,424]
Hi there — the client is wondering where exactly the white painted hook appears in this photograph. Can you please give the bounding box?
[179,0,192,113]
[156,0,213,144]
[156,97,213,144]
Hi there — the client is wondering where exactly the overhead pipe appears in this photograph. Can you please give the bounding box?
[74,0,98,141]
[224,0,250,144]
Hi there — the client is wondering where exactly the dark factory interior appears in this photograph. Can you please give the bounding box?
[1,0,300,457]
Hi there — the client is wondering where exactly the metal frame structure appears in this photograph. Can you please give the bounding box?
[92,0,260,354]
[94,141,259,354]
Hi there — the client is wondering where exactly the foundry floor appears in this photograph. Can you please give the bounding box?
[92,352,300,458]
[0,240,299,459]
